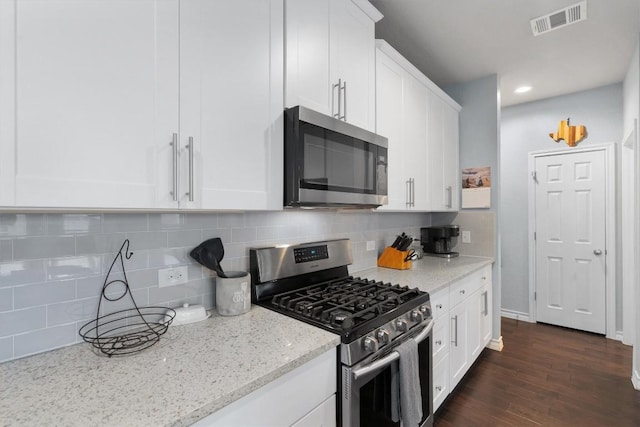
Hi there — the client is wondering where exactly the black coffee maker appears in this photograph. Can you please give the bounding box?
[421,225,460,258]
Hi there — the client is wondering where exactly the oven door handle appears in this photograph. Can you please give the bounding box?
[352,319,434,380]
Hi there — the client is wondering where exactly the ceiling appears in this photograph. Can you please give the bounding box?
[369,0,640,107]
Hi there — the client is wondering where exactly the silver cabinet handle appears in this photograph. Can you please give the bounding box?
[186,136,194,202]
[341,80,347,121]
[446,185,452,208]
[436,385,442,392]
[412,178,416,207]
[460,289,465,295]
[406,179,412,207]
[483,290,489,316]
[436,304,443,309]
[594,249,602,256]
[436,340,442,345]
[170,133,179,201]
[451,315,458,346]
[333,78,342,119]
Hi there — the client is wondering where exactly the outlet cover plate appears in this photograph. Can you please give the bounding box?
[366,240,376,251]
[462,230,471,244]
[158,265,188,287]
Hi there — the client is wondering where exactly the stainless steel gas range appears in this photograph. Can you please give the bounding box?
[250,239,434,427]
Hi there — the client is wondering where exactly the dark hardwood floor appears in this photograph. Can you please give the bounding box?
[433,318,640,426]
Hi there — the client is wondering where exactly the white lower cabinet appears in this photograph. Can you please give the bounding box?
[431,264,492,412]
[194,348,337,427]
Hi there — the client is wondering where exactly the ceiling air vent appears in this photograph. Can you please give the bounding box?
[530,1,587,36]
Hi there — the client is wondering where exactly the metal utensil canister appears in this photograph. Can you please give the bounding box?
[215,271,251,316]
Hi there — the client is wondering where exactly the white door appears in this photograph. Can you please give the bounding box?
[402,73,429,210]
[5,0,179,209]
[534,150,606,334]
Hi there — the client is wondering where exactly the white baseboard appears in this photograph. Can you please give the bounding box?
[615,331,625,342]
[501,309,533,323]
[633,370,640,390]
[487,336,503,351]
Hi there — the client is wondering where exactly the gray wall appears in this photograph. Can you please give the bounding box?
[500,83,623,324]
[0,210,431,362]
[441,74,502,342]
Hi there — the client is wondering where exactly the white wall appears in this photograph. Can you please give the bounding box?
[501,84,623,326]
[624,35,640,389]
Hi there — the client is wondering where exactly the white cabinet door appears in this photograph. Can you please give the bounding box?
[402,72,430,210]
[428,93,459,211]
[480,273,492,347]
[330,0,376,132]
[467,288,483,362]
[449,300,468,389]
[375,49,406,211]
[432,356,449,412]
[285,0,376,131]
[2,0,179,209]
[284,0,332,116]
[180,0,283,210]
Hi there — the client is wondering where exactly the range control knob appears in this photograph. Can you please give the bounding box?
[363,336,379,352]
[395,319,408,332]
[376,329,390,345]
[419,304,430,314]
[410,310,423,323]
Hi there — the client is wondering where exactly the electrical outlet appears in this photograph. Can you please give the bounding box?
[366,240,376,251]
[462,230,471,244]
[158,265,188,287]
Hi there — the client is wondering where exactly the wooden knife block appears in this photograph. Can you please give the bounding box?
[377,247,412,270]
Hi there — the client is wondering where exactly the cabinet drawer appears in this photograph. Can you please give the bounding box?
[433,356,449,412]
[430,287,449,319]
[432,317,449,365]
[449,267,489,307]
[291,395,336,427]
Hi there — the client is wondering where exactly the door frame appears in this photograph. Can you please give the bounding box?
[527,143,617,339]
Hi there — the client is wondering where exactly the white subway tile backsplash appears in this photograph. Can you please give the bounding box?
[47,297,99,327]
[0,259,47,287]
[0,239,12,262]
[46,255,102,281]
[0,214,45,236]
[45,214,103,235]
[103,214,149,233]
[0,210,432,363]
[13,236,75,260]
[0,288,13,312]
[14,324,77,359]
[0,337,13,362]
[167,229,203,248]
[14,280,76,309]
[0,307,46,337]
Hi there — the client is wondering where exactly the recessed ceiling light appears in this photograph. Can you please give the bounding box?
[515,86,532,94]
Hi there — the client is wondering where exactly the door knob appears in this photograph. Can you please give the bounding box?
[593,249,602,256]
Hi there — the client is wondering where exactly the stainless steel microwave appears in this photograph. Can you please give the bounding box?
[284,106,388,208]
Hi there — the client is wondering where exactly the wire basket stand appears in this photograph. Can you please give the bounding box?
[79,239,175,357]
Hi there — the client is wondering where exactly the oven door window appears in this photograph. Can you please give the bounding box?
[300,122,379,194]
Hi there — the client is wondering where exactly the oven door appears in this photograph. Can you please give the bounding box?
[341,320,434,427]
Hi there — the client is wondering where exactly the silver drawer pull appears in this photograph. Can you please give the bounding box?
[436,304,443,309]
[436,385,442,392]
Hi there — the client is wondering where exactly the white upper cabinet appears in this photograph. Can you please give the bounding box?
[375,40,460,212]
[179,0,283,210]
[285,0,380,132]
[1,0,180,209]
[0,0,283,211]
[428,92,460,211]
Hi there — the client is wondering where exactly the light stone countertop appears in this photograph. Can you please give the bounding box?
[0,306,340,427]
[353,255,494,294]
[1,256,491,427]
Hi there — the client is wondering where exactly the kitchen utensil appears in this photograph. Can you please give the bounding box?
[216,271,251,316]
[391,235,403,248]
[404,249,418,262]
[167,303,210,326]
[398,237,413,251]
[190,238,227,278]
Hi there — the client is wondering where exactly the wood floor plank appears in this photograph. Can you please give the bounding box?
[434,318,640,426]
